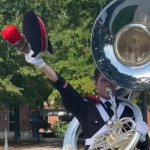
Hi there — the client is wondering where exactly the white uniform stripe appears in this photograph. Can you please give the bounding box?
[85,102,125,146]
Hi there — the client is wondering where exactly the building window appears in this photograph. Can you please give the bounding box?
[9,109,15,131]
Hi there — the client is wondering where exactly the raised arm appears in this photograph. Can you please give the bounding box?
[1,25,87,119]
[41,65,58,82]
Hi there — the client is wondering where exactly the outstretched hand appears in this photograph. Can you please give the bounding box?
[25,50,46,68]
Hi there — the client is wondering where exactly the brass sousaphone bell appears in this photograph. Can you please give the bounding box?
[63,0,150,149]
[92,0,150,90]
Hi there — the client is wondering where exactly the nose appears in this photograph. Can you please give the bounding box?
[105,81,116,90]
[105,80,113,85]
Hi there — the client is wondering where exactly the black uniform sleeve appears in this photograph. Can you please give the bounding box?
[136,134,150,150]
[50,73,88,119]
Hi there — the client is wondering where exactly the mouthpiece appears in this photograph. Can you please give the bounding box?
[105,87,112,95]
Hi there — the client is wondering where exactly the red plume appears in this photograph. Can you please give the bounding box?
[1,25,22,44]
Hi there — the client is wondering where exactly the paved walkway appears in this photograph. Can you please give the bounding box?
[0,138,62,150]
[0,138,84,150]
[24,139,62,150]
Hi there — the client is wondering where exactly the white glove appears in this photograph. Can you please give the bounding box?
[136,120,149,142]
[25,50,47,68]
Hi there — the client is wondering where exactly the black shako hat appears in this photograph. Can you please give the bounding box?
[23,11,53,57]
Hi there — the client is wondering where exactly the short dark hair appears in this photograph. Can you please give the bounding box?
[94,68,102,82]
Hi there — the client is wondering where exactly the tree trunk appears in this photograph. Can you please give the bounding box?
[14,102,21,143]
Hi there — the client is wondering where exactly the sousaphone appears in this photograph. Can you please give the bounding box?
[63,0,150,149]
[92,0,150,90]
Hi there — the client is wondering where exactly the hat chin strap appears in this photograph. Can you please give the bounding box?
[37,16,48,51]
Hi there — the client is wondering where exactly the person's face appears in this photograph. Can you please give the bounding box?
[95,74,117,99]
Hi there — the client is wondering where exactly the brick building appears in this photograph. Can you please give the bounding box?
[0,104,149,139]
[0,103,71,139]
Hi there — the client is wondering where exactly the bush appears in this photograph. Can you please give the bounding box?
[52,121,69,137]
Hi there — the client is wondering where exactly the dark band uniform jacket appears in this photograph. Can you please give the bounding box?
[52,74,149,150]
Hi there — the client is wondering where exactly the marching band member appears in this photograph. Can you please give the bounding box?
[2,11,149,150]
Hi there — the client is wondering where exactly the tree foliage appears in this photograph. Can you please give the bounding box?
[1,0,149,109]
[0,0,109,108]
